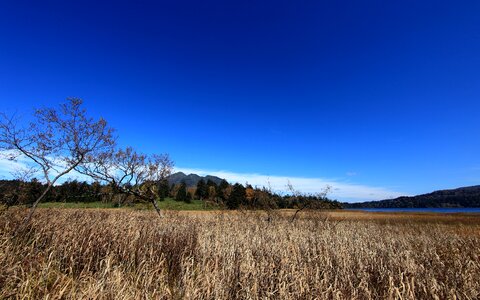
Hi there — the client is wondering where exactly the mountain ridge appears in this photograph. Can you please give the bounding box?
[167,172,224,187]
[344,185,480,208]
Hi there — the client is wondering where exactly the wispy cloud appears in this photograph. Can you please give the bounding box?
[0,151,91,183]
[0,158,25,179]
[175,167,407,203]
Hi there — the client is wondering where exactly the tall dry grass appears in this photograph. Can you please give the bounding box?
[1,209,479,299]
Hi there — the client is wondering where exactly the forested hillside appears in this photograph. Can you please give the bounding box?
[345,185,480,208]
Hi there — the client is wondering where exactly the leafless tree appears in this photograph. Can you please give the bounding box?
[76,147,174,217]
[0,98,115,226]
[254,181,279,223]
[288,181,332,222]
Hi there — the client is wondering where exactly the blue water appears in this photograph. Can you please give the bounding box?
[346,208,480,214]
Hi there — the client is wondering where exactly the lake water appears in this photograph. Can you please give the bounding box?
[345,208,480,214]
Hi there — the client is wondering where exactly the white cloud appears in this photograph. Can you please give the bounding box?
[0,151,91,183]
[175,167,407,203]
[0,151,407,202]
[0,158,25,179]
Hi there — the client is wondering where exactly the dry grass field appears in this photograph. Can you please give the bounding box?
[1,208,479,299]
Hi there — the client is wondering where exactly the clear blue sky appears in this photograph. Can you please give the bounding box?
[1,1,479,201]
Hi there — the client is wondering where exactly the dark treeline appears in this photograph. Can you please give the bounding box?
[0,178,342,210]
[0,179,103,206]
[160,178,342,209]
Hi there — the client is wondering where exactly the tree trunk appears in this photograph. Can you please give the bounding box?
[15,182,54,235]
[291,207,303,222]
[151,199,162,217]
[14,160,82,235]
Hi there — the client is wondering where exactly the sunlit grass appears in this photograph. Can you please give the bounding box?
[1,209,479,299]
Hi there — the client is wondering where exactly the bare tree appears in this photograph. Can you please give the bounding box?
[0,98,115,226]
[76,147,174,217]
[288,181,332,222]
[254,181,279,223]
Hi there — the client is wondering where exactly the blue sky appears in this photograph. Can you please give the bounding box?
[1,1,479,202]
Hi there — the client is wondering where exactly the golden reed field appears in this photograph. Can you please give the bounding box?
[1,208,479,299]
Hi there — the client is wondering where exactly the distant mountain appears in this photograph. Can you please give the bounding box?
[167,172,224,187]
[344,185,480,208]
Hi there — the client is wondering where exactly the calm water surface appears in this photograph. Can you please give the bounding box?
[346,208,480,213]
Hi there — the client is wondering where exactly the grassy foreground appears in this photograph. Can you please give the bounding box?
[1,209,479,299]
[37,198,212,210]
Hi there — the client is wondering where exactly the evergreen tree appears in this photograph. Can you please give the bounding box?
[175,181,188,202]
[169,183,178,198]
[195,179,207,200]
[217,179,229,201]
[206,179,217,189]
[23,178,43,205]
[157,179,169,201]
[226,183,246,209]
[185,190,192,203]
[90,181,102,202]
[205,179,217,201]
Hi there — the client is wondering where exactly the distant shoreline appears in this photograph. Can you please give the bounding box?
[345,207,480,214]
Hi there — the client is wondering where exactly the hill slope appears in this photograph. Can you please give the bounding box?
[167,172,224,187]
[345,185,480,208]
